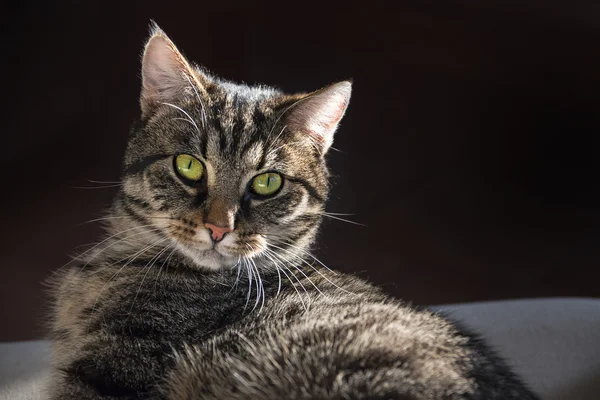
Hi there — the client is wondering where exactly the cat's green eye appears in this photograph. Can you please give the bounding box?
[251,172,283,197]
[175,154,204,182]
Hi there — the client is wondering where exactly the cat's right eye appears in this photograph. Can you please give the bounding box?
[174,154,204,182]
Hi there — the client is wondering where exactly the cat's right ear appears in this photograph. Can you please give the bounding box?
[140,24,207,117]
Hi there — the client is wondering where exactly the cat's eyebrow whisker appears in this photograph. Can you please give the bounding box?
[268,139,307,157]
[266,125,288,156]
[161,102,202,138]
[172,117,200,132]
[183,74,207,128]
[271,125,287,144]
[267,93,314,138]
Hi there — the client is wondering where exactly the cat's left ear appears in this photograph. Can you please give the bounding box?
[284,81,352,155]
[140,25,207,117]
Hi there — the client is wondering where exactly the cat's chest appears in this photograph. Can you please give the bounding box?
[97,267,276,343]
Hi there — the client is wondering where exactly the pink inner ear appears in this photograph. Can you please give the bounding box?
[142,36,185,102]
[322,99,347,131]
[140,33,204,113]
[283,83,351,153]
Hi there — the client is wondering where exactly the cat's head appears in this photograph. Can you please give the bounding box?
[108,26,351,271]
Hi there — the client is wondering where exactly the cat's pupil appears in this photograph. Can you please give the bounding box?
[187,160,193,170]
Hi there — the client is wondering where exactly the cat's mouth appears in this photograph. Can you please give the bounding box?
[169,230,266,270]
[155,214,269,269]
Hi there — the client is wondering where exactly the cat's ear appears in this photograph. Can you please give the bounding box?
[140,25,206,116]
[284,81,352,155]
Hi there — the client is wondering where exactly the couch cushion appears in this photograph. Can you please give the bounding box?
[435,298,600,400]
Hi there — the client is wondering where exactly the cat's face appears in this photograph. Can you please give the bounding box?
[111,27,351,270]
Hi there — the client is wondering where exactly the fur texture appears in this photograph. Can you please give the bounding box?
[48,26,540,399]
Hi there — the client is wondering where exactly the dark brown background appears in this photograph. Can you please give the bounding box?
[2,1,599,341]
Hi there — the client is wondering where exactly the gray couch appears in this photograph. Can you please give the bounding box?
[1,298,599,399]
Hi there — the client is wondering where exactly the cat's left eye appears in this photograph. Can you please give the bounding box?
[175,154,204,182]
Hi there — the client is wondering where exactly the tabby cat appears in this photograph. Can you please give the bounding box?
[49,25,540,399]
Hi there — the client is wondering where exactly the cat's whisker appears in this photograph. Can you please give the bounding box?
[268,243,353,294]
[77,215,177,227]
[128,242,174,317]
[262,249,307,311]
[319,213,367,227]
[242,256,253,312]
[153,245,176,294]
[164,246,178,269]
[245,243,264,312]
[324,212,356,216]
[163,245,178,277]
[75,224,160,258]
[229,255,243,293]
[249,256,265,313]
[52,224,162,277]
[76,226,167,276]
[87,180,123,184]
[264,248,310,302]
[71,184,123,190]
[261,250,282,295]
[182,271,195,295]
[280,241,338,275]
[265,248,326,298]
[86,235,170,332]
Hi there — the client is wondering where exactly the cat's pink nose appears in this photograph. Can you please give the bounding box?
[205,223,233,243]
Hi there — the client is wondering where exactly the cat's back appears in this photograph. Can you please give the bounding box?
[140,271,538,400]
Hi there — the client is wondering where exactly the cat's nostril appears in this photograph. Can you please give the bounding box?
[205,223,233,243]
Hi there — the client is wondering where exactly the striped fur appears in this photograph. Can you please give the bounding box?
[48,26,540,399]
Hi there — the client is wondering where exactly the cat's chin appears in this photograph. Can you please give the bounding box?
[183,247,237,270]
